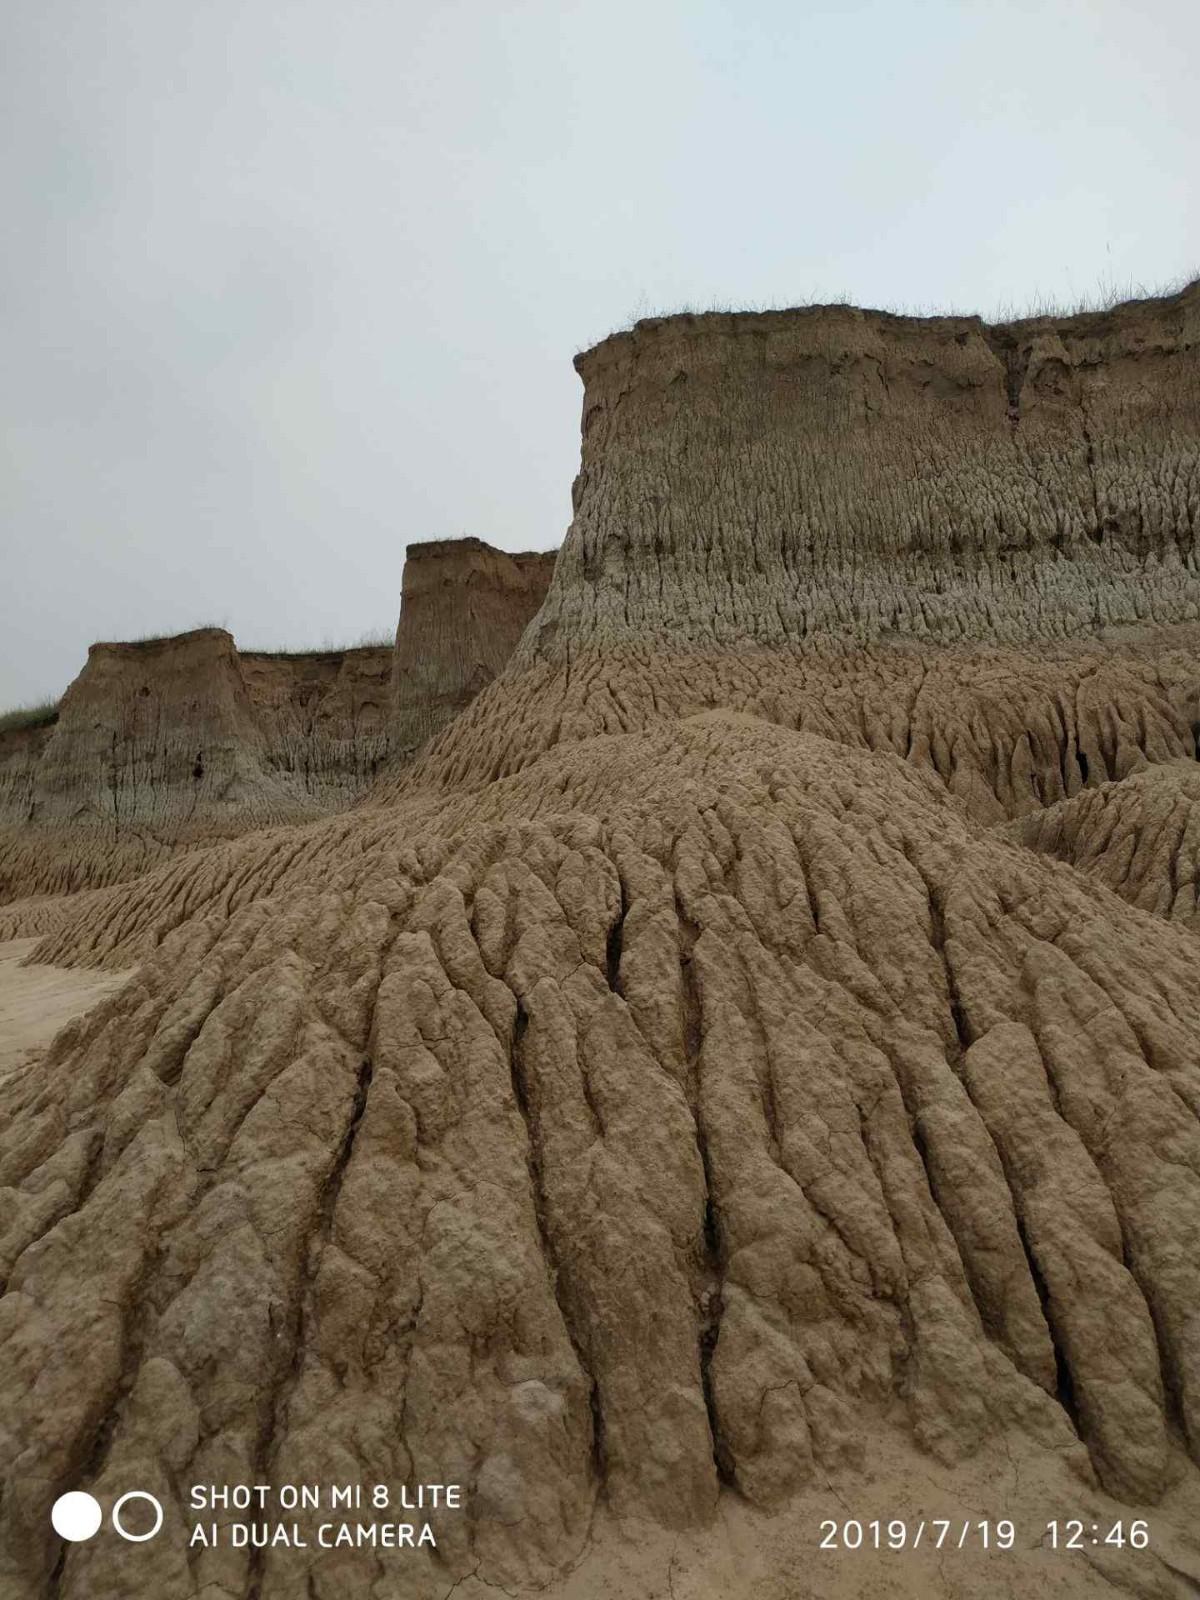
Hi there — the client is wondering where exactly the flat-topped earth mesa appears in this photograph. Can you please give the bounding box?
[1,284,1200,1600]
[525,280,1200,659]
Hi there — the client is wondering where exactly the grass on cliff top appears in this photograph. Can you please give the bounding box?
[105,621,231,649]
[591,269,1198,348]
[102,624,394,656]
[987,268,1199,324]
[242,628,394,657]
[0,699,60,734]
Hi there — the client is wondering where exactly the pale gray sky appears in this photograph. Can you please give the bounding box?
[3,0,1198,706]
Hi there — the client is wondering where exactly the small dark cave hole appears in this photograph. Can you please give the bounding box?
[192,751,204,781]
[1076,750,1089,784]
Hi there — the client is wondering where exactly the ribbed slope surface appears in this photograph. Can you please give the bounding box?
[6,717,1200,1599]
[1011,760,1200,929]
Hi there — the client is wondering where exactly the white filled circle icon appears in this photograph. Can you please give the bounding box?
[51,1492,102,1542]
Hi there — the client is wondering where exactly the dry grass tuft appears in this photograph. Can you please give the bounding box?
[585,270,1199,351]
[0,699,60,735]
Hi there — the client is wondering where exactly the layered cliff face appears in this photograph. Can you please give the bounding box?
[0,629,394,902]
[521,280,1200,660]
[0,539,554,906]
[391,283,1200,823]
[0,717,57,834]
[239,643,395,801]
[392,537,556,755]
[4,290,1200,1600]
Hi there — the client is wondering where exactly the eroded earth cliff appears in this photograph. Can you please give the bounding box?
[0,628,394,904]
[392,538,557,757]
[0,539,554,911]
[2,286,1200,1600]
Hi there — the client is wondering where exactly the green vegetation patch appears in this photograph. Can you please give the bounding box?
[0,699,60,735]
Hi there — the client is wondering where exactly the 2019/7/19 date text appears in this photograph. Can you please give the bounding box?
[817,1519,1150,1552]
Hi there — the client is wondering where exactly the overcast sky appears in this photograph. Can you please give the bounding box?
[3,0,1197,705]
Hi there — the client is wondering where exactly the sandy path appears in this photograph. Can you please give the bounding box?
[0,937,129,1075]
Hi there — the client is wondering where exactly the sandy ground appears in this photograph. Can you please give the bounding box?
[0,937,129,1076]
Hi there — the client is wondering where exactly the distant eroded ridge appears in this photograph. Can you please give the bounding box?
[0,537,557,903]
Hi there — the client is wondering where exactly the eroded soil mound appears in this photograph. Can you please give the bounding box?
[6,716,1200,1599]
[1011,760,1200,929]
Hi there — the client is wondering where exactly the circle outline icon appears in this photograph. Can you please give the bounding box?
[51,1492,103,1542]
[111,1490,164,1543]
